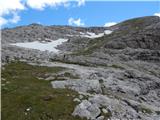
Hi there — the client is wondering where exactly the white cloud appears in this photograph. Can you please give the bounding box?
[0,0,24,27]
[0,17,7,27]
[154,12,160,17]
[0,0,68,27]
[26,0,85,9]
[68,17,85,26]
[9,12,21,24]
[0,0,86,27]
[26,0,68,10]
[0,12,20,27]
[104,22,117,27]
[0,0,24,16]
[77,0,85,6]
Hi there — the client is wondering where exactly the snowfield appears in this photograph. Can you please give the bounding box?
[80,30,113,39]
[104,30,113,35]
[10,30,113,53]
[10,38,68,53]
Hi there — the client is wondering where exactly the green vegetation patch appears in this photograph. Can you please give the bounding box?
[72,36,107,55]
[2,61,85,120]
[109,64,124,69]
[139,106,153,114]
[119,17,148,30]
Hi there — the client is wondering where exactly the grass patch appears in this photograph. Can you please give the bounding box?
[119,16,149,31]
[72,36,107,55]
[2,61,86,120]
[103,111,112,119]
[139,106,153,114]
[109,64,124,69]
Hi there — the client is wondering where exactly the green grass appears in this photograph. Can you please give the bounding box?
[109,64,124,69]
[119,17,148,30]
[1,61,86,120]
[72,36,107,55]
[100,108,112,119]
[139,106,153,114]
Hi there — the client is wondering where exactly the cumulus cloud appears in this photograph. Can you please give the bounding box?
[77,0,85,6]
[9,12,21,23]
[0,12,21,27]
[26,0,68,10]
[26,0,85,9]
[0,0,24,27]
[0,0,24,16]
[68,17,85,26]
[154,12,160,17]
[0,0,86,27]
[104,22,117,27]
[0,17,7,26]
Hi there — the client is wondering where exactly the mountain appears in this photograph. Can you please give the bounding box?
[1,16,160,120]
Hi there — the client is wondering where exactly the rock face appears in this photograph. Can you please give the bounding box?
[104,17,160,51]
[1,16,160,120]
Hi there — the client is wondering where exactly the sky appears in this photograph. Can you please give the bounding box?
[0,0,160,28]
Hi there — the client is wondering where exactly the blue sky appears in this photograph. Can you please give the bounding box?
[1,0,160,28]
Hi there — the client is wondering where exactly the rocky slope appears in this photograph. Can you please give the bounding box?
[1,16,160,120]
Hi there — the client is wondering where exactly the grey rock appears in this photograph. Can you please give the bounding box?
[51,79,102,93]
[51,81,67,89]
[72,100,101,119]
[96,116,104,120]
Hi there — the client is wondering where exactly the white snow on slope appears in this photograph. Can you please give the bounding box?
[83,32,104,39]
[104,30,112,35]
[80,30,112,39]
[86,32,96,36]
[11,38,68,53]
[104,22,117,27]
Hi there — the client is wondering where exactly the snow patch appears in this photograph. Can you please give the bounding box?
[10,38,68,53]
[86,32,96,36]
[104,30,112,35]
[80,32,85,35]
[81,32,104,39]
[104,22,117,27]
[80,30,112,39]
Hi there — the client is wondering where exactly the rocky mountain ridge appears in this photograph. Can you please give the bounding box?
[2,16,160,120]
